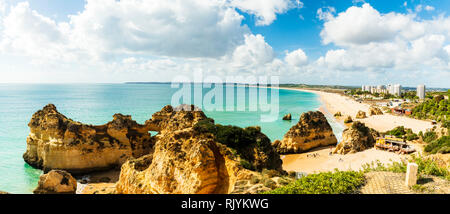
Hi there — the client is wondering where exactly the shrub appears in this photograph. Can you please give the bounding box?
[264,170,365,194]
[423,131,438,143]
[386,126,406,138]
[424,136,450,154]
[362,160,406,174]
[363,155,449,180]
[262,178,277,189]
[194,119,274,171]
[261,169,280,178]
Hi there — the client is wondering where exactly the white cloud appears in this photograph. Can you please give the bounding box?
[231,34,275,68]
[68,0,250,59]
[415,5,423,12]
[317,6,335,21]
[317,3,450,74]
[229,0,302,26]
[425,5,435,11]
[285,49,308,67]
[320,4,419,46]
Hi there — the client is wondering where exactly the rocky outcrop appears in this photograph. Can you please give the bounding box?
[282,114,292,120]
[0,191,9,194]
[33,170,77,194]
[333,122,377,154]
[369,106,383,116]
[272,111,337,154]
[356,110,367,119]
[116,105,283,194]
[334,112,342,117]
[23,104,153,174]
[344,116,353,124]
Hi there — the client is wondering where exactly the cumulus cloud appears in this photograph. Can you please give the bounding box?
[317,3,450,73]
[229,0,302,26]
[285,49,308,67]
[232,34,275,67]
[0,0,301,63]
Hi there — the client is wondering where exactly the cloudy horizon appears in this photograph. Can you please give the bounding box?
[0,0,449,88]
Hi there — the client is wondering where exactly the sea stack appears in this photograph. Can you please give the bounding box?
[282,113,292,120]
[369,106,383,116]
[23,104,153,174]
[272,111,337,154]
[333,122,377,154]
[356,110,367,119]
[116,105,284,194]
[33,170,77,194]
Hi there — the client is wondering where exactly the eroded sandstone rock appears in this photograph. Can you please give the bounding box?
[272,111,337,154]
[369,106,383,116]
[33,170,77,194]
[356,110,367,119]
[23,104,153,174]
[282,114,292,120]
[116,105,283,194]
[333,122,377,154]
[344,116,353,124]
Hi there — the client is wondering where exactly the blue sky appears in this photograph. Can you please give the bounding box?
[0,0,449,87]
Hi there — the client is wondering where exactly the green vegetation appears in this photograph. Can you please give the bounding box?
[363,155,450,181]
[193,118,274,171]
[424,136,450,154]
[411,96,450,122]
[422,130,438,143]
[264,170,365,194]
[385,126,419,141]
[400,91,419,101]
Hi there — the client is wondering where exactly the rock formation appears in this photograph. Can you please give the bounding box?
[0,191,9,194]
[334,112,342,117]
[282,114,292,120]
[33,170,77,194]
[333,122,377,154]
[369,106,383,116]
[116,105,283,194]
[356,110,367,119]
[344,116,353,124]
[23,104,153,174]
[272,111,337,154]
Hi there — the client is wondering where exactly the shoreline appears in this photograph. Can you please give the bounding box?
[276,87,429,173]
[277,87,434,133]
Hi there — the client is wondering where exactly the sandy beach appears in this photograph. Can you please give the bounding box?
[282,147,406,173]
[277,87,434,173]
[284,87,434,133]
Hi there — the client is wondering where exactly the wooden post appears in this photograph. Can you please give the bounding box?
[405,163,418,187]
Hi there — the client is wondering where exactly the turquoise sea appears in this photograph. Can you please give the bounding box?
[0,83,344,194]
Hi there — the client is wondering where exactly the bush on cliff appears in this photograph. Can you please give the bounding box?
[424,136,450,154]
[193,119,278,171]
[385,126,419,141]
[264,170,365,194]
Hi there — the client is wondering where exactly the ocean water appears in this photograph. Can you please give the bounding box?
[0,83,344,193]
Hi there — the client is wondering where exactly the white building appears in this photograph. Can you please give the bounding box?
[417,84,426,99]
[393,84,402,97]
